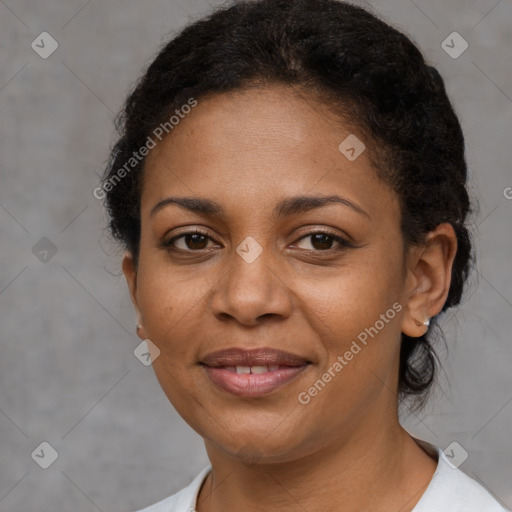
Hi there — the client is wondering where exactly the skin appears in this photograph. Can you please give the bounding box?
[122,85,458,512]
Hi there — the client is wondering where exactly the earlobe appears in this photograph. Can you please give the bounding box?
[401,223,458,338]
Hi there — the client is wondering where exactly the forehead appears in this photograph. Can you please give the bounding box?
[141,86,397,221]
[151,86,351,161]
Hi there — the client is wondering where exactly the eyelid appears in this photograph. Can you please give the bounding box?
[292,229,353,250]
[162,226,353,252]
[165,228,221,248]
[293,224,352,241]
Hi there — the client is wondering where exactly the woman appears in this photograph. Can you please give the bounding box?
[99,0,509,510]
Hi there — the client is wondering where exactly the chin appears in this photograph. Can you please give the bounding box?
[203,425,311,464]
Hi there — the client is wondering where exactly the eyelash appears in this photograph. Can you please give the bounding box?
[162,228,353,253]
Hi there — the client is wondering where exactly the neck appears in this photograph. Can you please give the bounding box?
[196,411,437,512]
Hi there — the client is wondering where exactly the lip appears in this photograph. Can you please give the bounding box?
[201,347,310,367]
[200,347,311,398]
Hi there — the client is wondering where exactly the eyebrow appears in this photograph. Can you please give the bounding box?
[149,194,371,219]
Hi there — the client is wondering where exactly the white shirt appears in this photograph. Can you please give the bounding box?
[134,437,510,512]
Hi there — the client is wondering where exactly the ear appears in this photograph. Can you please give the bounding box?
[122,252,147,340]
[401,223,458,338]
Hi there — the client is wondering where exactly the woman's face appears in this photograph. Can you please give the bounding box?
[123,85,425,462]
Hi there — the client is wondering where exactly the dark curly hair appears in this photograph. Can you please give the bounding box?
[99,0,474,411]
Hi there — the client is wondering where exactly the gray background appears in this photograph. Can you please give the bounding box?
[0,0,511,511]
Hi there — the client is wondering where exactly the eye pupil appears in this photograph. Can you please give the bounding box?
[167,230,345,254]
[186,233,207,249]
[311,233,333,250]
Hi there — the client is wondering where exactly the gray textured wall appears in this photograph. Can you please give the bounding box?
[0,1,511,511]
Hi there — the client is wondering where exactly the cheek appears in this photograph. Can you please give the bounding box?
[135,256,206,354]
[135,263,207,412]
[295,247,404,395]
[295,246,403,340]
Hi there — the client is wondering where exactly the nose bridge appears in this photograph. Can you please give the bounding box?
[211,235,292,324]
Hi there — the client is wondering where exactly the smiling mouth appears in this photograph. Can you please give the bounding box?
[200,347,311,397]
[220,364,288,373]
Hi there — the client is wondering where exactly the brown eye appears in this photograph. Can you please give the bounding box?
[295,231,351,251]
[181,233,209,250]
[164,230,218,251]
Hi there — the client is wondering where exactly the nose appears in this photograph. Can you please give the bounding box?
[210,241,293,326]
